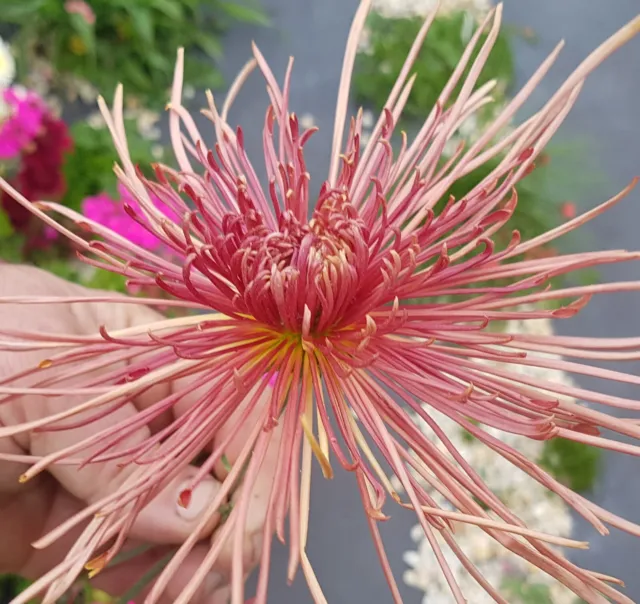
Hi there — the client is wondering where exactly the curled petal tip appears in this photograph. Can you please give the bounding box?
[627,13,640,35]
[368,507,391,521]
[85,551,109,577]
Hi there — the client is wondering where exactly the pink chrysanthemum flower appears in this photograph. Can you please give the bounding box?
[1,3,640,603]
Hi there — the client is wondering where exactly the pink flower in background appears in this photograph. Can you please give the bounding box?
[1,88,72,249]
[64,0,96,25]
[0,87,46,159]
[561,201,577,219]
[81,183,178,253]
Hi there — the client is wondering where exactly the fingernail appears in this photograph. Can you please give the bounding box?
[176,477,218,520]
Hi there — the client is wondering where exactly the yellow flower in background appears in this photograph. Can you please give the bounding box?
[69,34,87,56]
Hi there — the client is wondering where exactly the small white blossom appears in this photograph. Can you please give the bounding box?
[361,109,375,128]
[86,111,106,130]
[0,36,16,89]
[151,144,165,160]
[299,113,316,130]
[370,0,491,21]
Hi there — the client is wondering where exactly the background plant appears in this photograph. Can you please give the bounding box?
[2,0,267,106]
[354,11,603,596]
[63,118,162,213]
[0,100,164,293]
[355,11,514,124]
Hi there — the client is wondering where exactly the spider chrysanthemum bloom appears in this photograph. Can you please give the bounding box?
[2,2,640,603]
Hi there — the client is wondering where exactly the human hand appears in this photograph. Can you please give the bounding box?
[0,264,274,603]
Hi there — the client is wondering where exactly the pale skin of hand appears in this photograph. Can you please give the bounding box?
[0,265,279,603]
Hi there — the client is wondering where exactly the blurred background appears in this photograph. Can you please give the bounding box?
[1,0,639,602]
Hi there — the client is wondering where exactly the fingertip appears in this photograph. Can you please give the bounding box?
[131,471,223,544]
[176,476,218,522]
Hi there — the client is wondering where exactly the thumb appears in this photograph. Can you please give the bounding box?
[71,282,227,544]
[0,265,223,545]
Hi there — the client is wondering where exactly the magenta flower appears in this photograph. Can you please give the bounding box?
[1,4,640,604]
[0,87,46,159]
[82,183,178,252]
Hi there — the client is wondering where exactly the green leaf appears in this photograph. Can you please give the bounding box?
[82,268,128,292]
[69,12,97,58]
[0,208,14,238]
[502,578,553,604]
[183,57,224,89]
[0,233,24,263]
[218,501,233,521]
[149,0,185,20]
[539,438,601,493]
[221,453,232,472]
[122,61,153,91]
[108,544,156,568]
[63,115,160,213]
[0,574,34,602]
[146,50,172,74]
[217,1,270,25]
[127,6,155,45]
[116,551,174,604]
[36,258,82,283]
[0,0,47,22]
[193,32,223,59]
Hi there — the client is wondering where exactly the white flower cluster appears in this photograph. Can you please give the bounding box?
[370,0,491,20]
[0,36,15,90]
[399,316,578,603]
[0,35,16,121]
[359,0,490,53]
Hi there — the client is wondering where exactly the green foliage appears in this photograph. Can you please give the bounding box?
[32,256,129,293]
[503,577,586,604]
[3,0,268,106]
[446,153,553,245]
[540,437,601,493]
[501,577,553,604]
[354,11,602,311]
[0,232,25,263]
[354,11,514,124]
[0,574,32,602]
[82,267,129,293]
[62,119,161,212]
[0,207,15,238]
[114,552,175,604]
